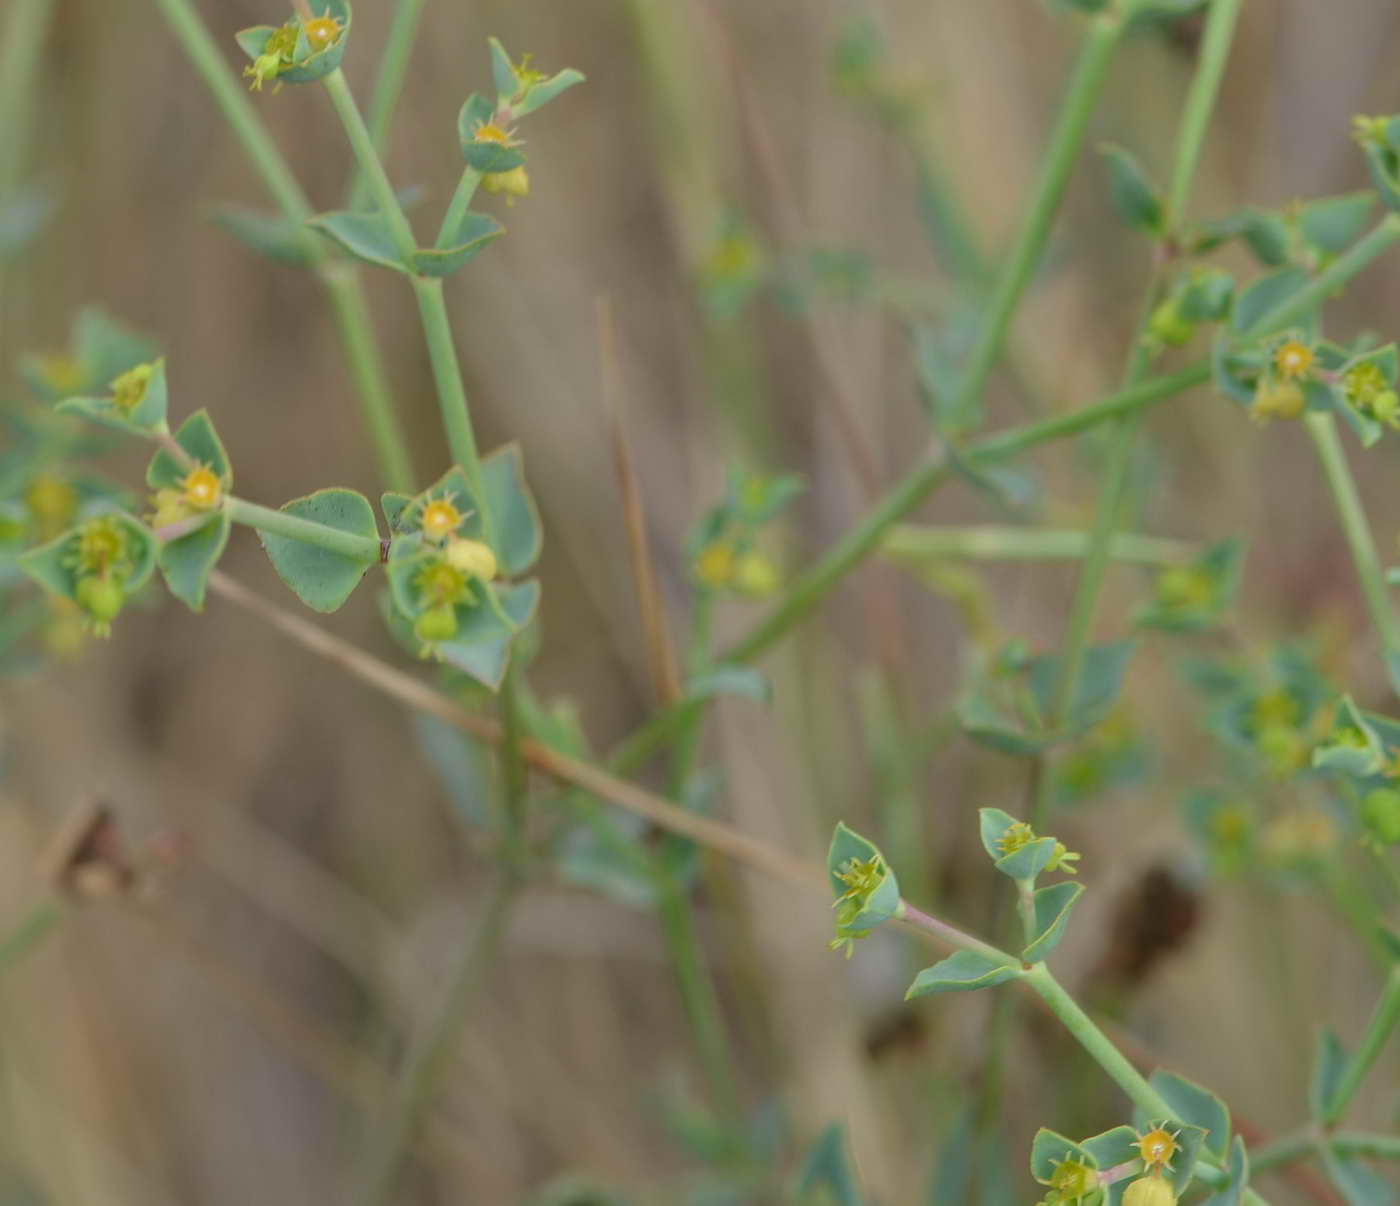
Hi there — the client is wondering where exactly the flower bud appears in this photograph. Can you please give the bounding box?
[414,603,459,645]
[76,575,126,637]
[444,538,498,581]
[1148,298,1194,348]
[1123,1175,1176,1206]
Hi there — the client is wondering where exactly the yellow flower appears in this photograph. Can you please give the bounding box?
[1135,1125,1180,1171]
[24,475,78,540]
[1273,340,1314,380]
[414,560,469,608]
[419,496,464,543]
[69,516,132,578]
[733,550,778,597]
[302,15,342,51]
[695,542,735,588]
[472,121,519,147]
[35,353,87,396]
[181,464,223,511]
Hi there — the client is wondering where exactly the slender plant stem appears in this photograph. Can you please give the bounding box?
[320,266,416,491]
[884,525,1194,565]
[0,900,60,972]
[226,497,382,561]
[1035,0,1244,828]
[435,169,482,250]
[945,9,1126,431]
[723,362,1210,667]
[319,67,492,537]
[606,365,1213,776]
[1322,965,1400,1126]
[347,0,428,212]
[0,0,52,195]
[150,0,415,493]
[898,901,1017,966]
[411,277,487,522]
[1251,1129,1400,1173]
[1022,963,1268,1203]
[354,872,519,1206]
[1304,412,1400,654]
[321,68,419,259]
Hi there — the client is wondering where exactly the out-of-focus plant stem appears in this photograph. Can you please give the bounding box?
[150,0,416,494]
[1036,0,1244,830]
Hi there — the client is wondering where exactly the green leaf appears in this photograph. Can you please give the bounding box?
[488,37,521,100]
[827,822,899,931]
[978,808,1020,861]
[436,579,541,690]
[18,509,158,601]
[480,443,542,573]
[414,211,504,277]
[1028,640,1135,738]
[1313,695,1387,777]
[905,951,1020,999]
[1211,331,1264,404]
[1310,1027,1349,1121]
[957,691,1054,756]
[56,357,169,437]
[514,68,586,117]
[995,836,1057,880]
[1079,1126,1140,1170]
[1198,1134,1250,1206]
[1300,192,1376,255]
[1029,1129,1097,1183]
[1232,266,1311,335]
[1022,881,1084,963]
[1100,143,1163,234]
[260,488,380,613]
[797,1124,864,1206]
[1323,1151,1396,1206]
[1148,1070,1231,1160]
[307,211,409,274]
[158,510,231,611]
[686,664,772,704]
[147,410,232,491]
[381,491,414,533]
[212,207,315,268]
[1178,269,1235,323]
[1136,538,1244,633]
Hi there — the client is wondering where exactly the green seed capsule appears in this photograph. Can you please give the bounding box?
[76,575,126,624]
[414,603,459,644]
[1123,1175,1176,1206]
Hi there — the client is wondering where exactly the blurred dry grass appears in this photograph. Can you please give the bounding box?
[2,0,1400,1202]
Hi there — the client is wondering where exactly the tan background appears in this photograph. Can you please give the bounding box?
[2,0,1399,1202]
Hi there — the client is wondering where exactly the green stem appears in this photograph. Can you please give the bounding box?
[354,873,519,1206]
[1323,965,1400,1126]
[1164,0,1245,230]
[654,864,741,1117]
[0,0,52,195]
[435,168,482,250]
[151,0,415,493]
[1035,0,1244,827]
[1251,1129,1400,1173]
[320,67,491,534]
[1022,964,1269,1203]
[0,900,60,972]
[884,525,1193,565]
[724,362,1210,666]
[946,10,1125,430]
[347,0,428,212]
[227,497,382,561]
[1304,412,1400,653]
[411,276,488,526]
[321,68,419,260]
[320,266,416,492]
